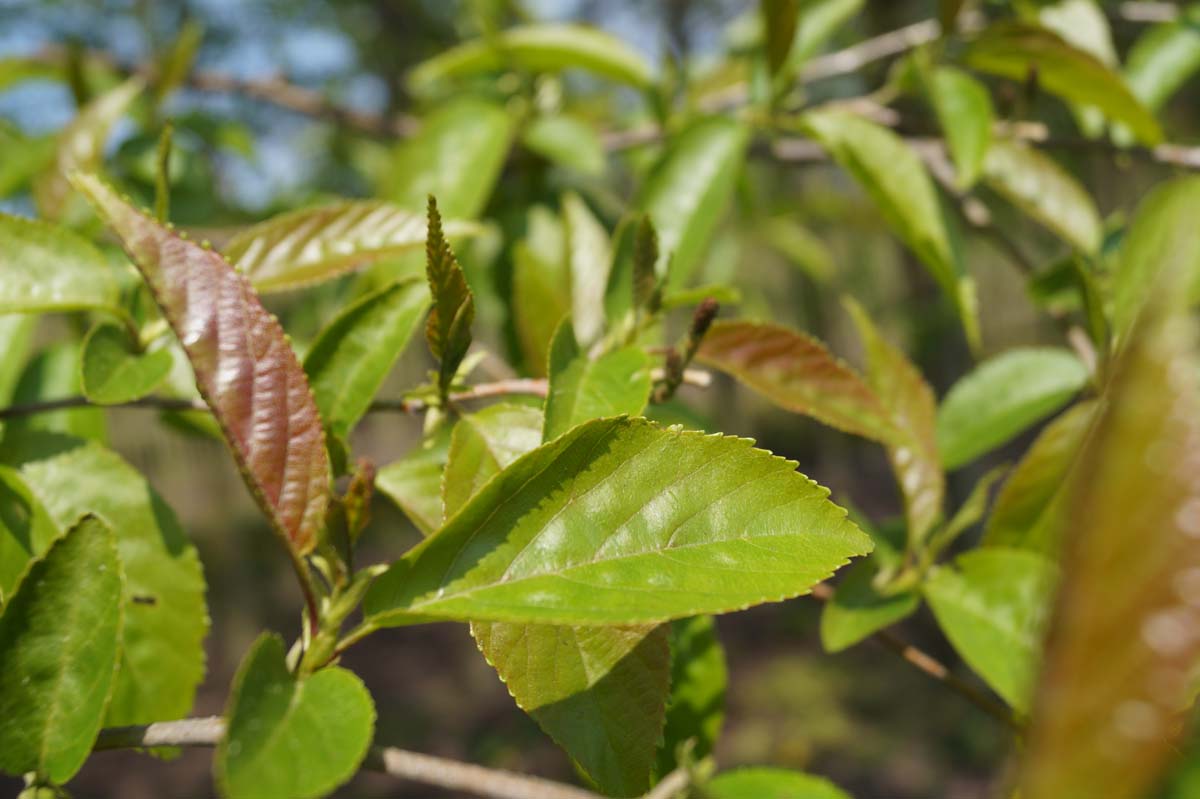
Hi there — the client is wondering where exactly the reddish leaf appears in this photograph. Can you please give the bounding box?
[72,173,329,556]
[424,196,475,398]
[697,320,898,443]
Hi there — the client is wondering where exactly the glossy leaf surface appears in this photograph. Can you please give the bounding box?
[74,173,330,557]
[365,416,871,626]
[217,634,374,799]
[0,212,121,317]
[0,516,122,783]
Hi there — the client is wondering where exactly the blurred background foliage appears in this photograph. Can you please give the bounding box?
[3,0,1199,796]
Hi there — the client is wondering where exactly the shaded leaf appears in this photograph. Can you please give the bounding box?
[563,192,612,347]
[0,212,122,317]
[376,426,453,536]
[443,404,544,519]
[5,432,208,726]
[1020,285,1200,799]
[965,23,1162,145]
[763,0,800,76]
[984,400,1096,553]
[820,560,920,653]
[408,23,654,95]
[656,615,727,776]
[697,320,897,443]
[759,217,835,283]
[73,173,330,558]
[364,416,871,626]
[705,768,852,799]
[304,279,427,445]
[8,343,107,443]
[34,77,142,221]
[224,200,479,293]
[216,634,374,799]
[803,108,978,346]
[937,347,1089,470]
[925,548,1057,713]
[0,466,60,604]
[0,516,122,782]
[424,197,475,399]
[522,115,606,176]
[543,322,651,442]
[80,322,173,405]
[926,66,994,188]
[981,137,1102,254]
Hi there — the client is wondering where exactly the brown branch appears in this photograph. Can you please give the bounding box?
[809,583,1022,732]
[93,716,678,799]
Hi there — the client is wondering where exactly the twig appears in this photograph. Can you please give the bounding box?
[809,583,1022,732]
[644,768,690,799]
[93,716,674,799]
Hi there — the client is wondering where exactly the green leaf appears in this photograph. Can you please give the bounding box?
[937,347,1089,470]
[762,0,800,76]
[0,212,122,317]
[0,516,123,782]
[73,172,331,559]
[443,404,544,519]
[636,117,749,290]
[926,66,994,189]
[408,23,654,96]
[983,401,1095,553]
[790,0,864,68]
[522,115,606,177]
[8,343,107,443]
[705,767,852,799]
[925,548,1056,713]
[216,634,375,799]
[80,322,173,405]
[820,560,920,653]
[224,200,479,293]
[759,217,835,283]
[33,77,143,221]
[304,279,427,446]
[424,197,475,399]
[0,124,56,199]
[981,137,1102,254]
[656,615,727,777]
[844,299,944,546]
[1111,177,1200,341]
[0,315,37,438]
[5,433,208,726]
[803,108,978,347]
[563,192,613,347]
[0,466,60,604]
[697,320,898,444]
[1123,5,1200,114]
[474,623,670,796]
[375,426,453,535]
[543,323,651,442]
[1020,283,1200,799]
[965,22,1162,145]
[364,416,871,626]
[513,210,571,375]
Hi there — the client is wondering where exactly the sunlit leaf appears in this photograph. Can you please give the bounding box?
[965,22,1162,145]
[1123,4,1200,114]
[408,23,654,96]
[442,404,544,519]
[73,173,330,558]
[33,77,142,221]
[0,466,59,604]
[224,200,479,293]
[376,425,453,536]
[981,137,1102,254]
[424,197,475,399]
[0,124,55,199]
[563,192,612,347]
[513,209,571,375]
[697,320,898,444]
[803,108,979,347]
[5,432,208,726]
[216,634,374,799]
[705,768,852,799]
[0,516,122,783]
[80,322,173,405]
[656,614,727,776]
[926,66,994,188]
[304,279,427,447]
[937,348,1089,470]
[983,401,1096,554]
[364,416,871,626]
[789,0,864,69]
[925,548,1057,713]
[543,322,651,442]
[0,212,123,318]
[1020,286,1200,798]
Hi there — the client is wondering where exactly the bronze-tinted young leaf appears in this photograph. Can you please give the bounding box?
[424,196,475,398]
[1019,296,1200,799]
[844,300,944,545]
[72,173,330,558]
[697,320,899,444]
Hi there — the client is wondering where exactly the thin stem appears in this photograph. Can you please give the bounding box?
[808,583,1023,733]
